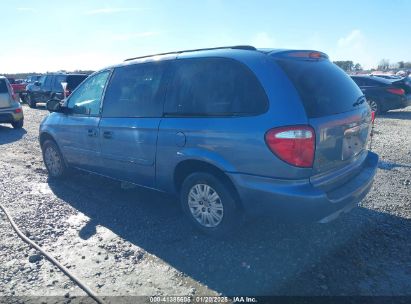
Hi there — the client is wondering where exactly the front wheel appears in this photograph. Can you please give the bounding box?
[180,172,241,237]
[41,140,68,178]
[27,94,36,108]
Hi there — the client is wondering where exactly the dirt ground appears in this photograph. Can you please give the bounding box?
[1,104,410,302]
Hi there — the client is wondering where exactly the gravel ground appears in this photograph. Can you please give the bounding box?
[0,104,410,302]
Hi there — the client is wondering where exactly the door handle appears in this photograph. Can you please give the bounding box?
[87,129,97,137]
[103,131,112,139]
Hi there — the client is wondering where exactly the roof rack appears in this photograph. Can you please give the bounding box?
[124,45,256,62]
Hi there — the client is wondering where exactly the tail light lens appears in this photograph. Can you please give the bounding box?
[14,108,22,114]
[371,111,376,122]
[387,88,405,95]
[265,126,315,168]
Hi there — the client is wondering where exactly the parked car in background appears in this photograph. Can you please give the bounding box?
[7,78,26,97]
[26,73,88,108]
[20,75,42,103]
[0,76,24,129]
[25,75,42,84]
[370,74,401,80]
[391,76,411,96]
[40,46,378,236]
[351,75,411,114]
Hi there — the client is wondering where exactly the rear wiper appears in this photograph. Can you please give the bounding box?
[353,95,366,107]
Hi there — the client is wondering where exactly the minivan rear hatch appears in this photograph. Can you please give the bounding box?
[273,51,372,182]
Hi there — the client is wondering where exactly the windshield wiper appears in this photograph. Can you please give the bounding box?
[353,95,366,107]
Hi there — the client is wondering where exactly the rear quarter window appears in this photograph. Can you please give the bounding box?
[53,75,67,91]
[67,75,88,90]
[0,80,9,93]
[276,59,364,118]
[164,57,268,116]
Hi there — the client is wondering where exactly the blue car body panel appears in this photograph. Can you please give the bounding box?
[40,47,379,221]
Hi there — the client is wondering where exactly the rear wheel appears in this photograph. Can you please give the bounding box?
[11,120,24,129]
[180,172,241,237]
[41,140,68,178]
[368,99,381,114]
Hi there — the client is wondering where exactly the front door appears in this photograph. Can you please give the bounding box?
[98,61,170,187]
[32,75,47,102]
[57,70,111,172]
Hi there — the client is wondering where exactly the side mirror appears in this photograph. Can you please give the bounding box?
[34,81,41,86]
[46,98,62,112]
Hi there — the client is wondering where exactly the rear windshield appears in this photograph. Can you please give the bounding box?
[66,75,87,90]
[276,59,364,118]
[0,79,8,93]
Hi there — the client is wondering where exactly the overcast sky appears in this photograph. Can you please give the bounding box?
[1,0,410,73]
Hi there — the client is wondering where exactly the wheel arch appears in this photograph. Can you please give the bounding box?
[40,132,69,168]
[39,132,57,147]
[173,159,243,209]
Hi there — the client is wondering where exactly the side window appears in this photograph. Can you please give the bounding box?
[0,79,8,93]
[164,58,268,116]
[53,75,66,91]
[38,75,46,86]
[102,62,167,118]
[43,76,53,90]
[363,79,380,87]
[67,70,111,116]
[352,78,364,86]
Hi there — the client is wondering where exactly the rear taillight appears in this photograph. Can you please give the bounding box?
[265,126,315,168]
[387,88,405,95]
[14,108,22,114]
[371,111,376,122]
[285,51,327,59]
[10,87,16,100]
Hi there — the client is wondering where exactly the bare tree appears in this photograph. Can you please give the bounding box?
[378,59,390,71]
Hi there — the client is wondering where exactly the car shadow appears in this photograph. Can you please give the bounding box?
[0,125,27,145]
[378,160,411,171]
[24,103,48,111]
[379,109,411,120]
[48,171,411,296]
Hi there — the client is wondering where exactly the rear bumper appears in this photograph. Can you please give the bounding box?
[0,107,24,123]
[228,151,378,222]
[383,95,410,111]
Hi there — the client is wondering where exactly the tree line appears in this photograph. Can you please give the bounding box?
[334,60,411,72]
[2,70,95,79]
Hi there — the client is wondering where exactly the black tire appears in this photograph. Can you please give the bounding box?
[18,93,24,103]
[27,93,36,108]
[180,172,241,237]
[41,140,68,178]
[11,120,24,129]
[20,93,27,104]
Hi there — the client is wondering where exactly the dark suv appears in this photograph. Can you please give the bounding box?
[26,73,88,108]
[40,46,378,236]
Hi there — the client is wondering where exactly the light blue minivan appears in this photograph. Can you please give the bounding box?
[40,46,378,236]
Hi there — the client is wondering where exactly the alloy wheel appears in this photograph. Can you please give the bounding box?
[368,100,378,113]
[187,184,224,228]
[44,146,63,176]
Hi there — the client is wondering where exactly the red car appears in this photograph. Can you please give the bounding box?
[7,78,27,94]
